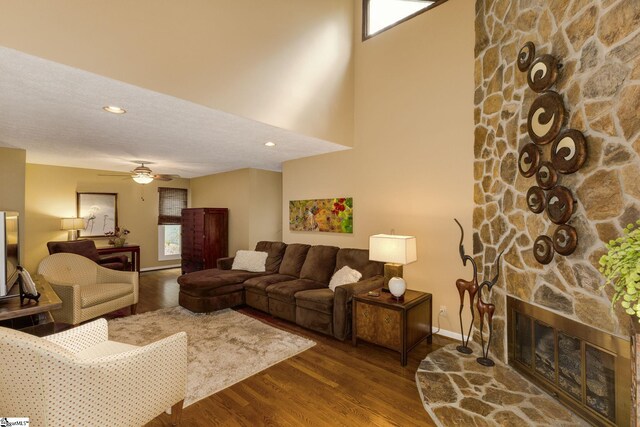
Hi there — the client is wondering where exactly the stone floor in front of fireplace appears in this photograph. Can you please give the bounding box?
[416,343,589,426]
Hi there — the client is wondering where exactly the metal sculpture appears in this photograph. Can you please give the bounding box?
[454,218,478,355]
[527,91,566,145]
[476,251,502,367]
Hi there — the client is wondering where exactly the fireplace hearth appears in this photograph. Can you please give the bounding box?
[507,297,630,426]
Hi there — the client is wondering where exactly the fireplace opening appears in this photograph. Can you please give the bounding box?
[507,297,630,426]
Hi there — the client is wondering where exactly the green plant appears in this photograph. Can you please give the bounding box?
[599,220,640,320]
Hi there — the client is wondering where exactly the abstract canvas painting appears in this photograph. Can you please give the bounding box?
[289,198,353,233]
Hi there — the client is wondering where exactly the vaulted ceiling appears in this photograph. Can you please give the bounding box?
[0,0,355,177]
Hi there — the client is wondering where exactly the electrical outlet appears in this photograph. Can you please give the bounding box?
[439,305,447,315]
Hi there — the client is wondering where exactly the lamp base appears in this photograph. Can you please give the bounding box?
[382,263,403,292]
[67,230,79,241]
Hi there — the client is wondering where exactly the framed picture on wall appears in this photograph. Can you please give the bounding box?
[77,192,118,237]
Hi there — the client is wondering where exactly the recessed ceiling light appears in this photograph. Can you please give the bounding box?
[103,105,126,114]
[265,141,276,147]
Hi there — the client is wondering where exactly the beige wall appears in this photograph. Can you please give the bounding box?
[0,147,26,255]
[282,0,475,335]
[0,0,354,146]
[191,168,282,255]
[24,164,189,272]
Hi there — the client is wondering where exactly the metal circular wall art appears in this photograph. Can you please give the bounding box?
[546,186,575,224]
[551,129,587,174]
[527,55,559,93]
[527,91,566,145]
[517,41,536,72]
[553,225,578,256]
[519,143,541,177]
[526,186,546,214]
[534,235,554,264]
[536,161,558,190]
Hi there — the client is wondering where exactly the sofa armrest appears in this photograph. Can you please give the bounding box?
[44,318,108,354]
[217,257,235,270]
[332,275,384,341]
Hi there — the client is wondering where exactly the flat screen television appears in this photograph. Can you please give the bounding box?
[0,211,20,299]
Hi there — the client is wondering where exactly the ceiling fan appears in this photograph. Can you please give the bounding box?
[100,161,181,184]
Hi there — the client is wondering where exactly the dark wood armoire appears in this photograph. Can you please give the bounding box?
[181,208,229,274]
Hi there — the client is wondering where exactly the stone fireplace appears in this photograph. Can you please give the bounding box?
[507,296,630,426]
[473,0,639,361]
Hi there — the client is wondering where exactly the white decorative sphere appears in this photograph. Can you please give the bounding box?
[388,277,406,298]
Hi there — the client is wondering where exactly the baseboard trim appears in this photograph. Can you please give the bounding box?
[435,328,463,342]
[140,264,181,272]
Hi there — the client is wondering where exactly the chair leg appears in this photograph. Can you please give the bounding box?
[171,400,184,426]
[130,303,137,315]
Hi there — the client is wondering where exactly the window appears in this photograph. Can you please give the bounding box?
[363,0,446,40]
[158,187,187,261]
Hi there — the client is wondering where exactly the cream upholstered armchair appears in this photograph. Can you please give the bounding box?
[0,319,187,426]
[37,253,138,325]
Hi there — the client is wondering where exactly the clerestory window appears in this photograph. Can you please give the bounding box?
[363,0,448,40]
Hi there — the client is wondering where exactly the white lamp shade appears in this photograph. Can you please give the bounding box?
[369,234,417,264]
[60,218,84,230]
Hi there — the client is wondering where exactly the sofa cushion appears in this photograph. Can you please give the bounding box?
[299,245,339,284]
[329,266,362,291]
[335,248,384,280]
[267,279,326,303]
[244,274,297,295]
[178,268,265,291]
[81,283,132,308]
[278,244,311,277]
[231,250,268,272]
[255,241,287,273]
[295,288,334,314]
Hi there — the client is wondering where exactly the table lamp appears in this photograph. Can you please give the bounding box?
[60,218,84,241]
[369,234,417,293]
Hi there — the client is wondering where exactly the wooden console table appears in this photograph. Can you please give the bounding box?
[0,275,62,334]
[352,288,432,366]
[97,244,140,272]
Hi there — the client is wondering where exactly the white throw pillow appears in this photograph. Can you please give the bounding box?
[329,266,362,292]
[231,250,268,272]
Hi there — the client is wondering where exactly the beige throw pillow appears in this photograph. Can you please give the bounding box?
[329,266,362,291]
[232,250,268,272]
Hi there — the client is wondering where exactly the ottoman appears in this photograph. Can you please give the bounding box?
[177,268,266,312]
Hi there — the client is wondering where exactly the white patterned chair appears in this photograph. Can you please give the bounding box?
[37,253,138,325]
[0,318,187,426]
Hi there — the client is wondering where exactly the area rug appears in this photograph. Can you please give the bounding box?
[108,306,315,407]
[415,343,587,426]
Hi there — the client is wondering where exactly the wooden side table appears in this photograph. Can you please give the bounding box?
[352,288,432,366]
[0,275,62,334]
[96,244,141,272]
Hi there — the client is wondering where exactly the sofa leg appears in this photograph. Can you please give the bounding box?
[130,303,137,315]
[171,400,184,426]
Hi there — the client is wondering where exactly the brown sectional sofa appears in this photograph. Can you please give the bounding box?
[177,241,384,340]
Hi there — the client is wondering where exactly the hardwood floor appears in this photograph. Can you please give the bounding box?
[137,268,449,426]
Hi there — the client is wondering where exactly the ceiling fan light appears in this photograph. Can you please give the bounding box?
[132,173,154,184]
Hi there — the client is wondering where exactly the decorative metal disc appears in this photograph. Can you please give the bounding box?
[517,42,536,72]
[518,143,541,177]
[551,129,587,174]
[526,186,546,214]
[527,55,559,92]
[527,91,565,145]
[546,186,575,224]
[553,225,578,256]
[536,161,558,190]
[534,235,554,264]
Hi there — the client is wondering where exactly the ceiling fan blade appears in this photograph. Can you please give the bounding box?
[154,174,181,181]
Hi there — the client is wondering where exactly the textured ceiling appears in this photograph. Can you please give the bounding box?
[0,47,349,178]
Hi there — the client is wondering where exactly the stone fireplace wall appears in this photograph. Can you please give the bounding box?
[474,0,640,361]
